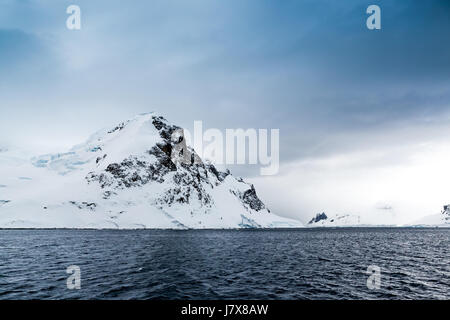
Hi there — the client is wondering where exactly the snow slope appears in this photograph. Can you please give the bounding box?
[306,212,365,227]
[307,209,450,228]
[0,113,302,229]
[407,205,450,228]
[306,211,398,227]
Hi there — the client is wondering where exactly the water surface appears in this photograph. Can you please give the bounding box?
[0,228,448,299]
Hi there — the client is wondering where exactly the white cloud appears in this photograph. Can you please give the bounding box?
[251,123,450,225]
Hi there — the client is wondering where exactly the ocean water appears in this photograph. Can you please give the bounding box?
[0,228,448,300]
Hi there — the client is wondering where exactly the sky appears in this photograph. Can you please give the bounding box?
[1,0,450,224]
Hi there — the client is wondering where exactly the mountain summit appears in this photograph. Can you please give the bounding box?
[0,113,302,229]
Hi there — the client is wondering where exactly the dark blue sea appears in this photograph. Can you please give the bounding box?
[0,228,448,299]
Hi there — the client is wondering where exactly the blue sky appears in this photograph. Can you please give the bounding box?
[1,0,450,223]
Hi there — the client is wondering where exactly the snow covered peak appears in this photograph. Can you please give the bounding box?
[1,114,302,229]
[31,113,171,175]
[308,212,327,224]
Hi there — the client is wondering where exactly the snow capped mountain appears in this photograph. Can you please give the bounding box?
[408,205,450,227]
[307,208,450,228]
[306,212,363,227]
[0,113,302,229]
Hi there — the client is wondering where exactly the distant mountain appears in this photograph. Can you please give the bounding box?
[407,205,450,227]
[307,212,363,227]
[0,113,302,229]
[308,206,450,228]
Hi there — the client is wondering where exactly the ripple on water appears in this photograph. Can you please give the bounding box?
[0,228,448,299]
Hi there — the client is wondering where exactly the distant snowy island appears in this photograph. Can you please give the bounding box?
[306,206,450,228]
[407,205,450,228]
[0,113,301,229]
[306,212,394,228]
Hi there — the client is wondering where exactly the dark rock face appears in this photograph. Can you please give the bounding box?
[443,205,450,221]
[69,201,97,211]
[148,145,177,172]
[241,185,265,211]
[308,212,328,224]
[230,184,266,213]
[108,121,128,134]
[152,116,180,141]
[96,154,107,164]
[207,164,230,184]
[86,155,174,188]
